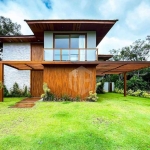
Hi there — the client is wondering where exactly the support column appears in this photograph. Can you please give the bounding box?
[124,72,127,97]
[0,63,4,102]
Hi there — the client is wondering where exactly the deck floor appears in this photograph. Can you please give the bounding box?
[10,97,40,108]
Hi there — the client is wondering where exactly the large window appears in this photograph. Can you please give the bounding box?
[55,35,69,49]
[44,34,97,61]
[54,34,86,49]
[54,34,86,61]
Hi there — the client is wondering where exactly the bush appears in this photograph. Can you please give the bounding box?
[96,80,105,94]
[41,82,55,101]
[4,83,31,97]
[10,82,22,97]
[86,91,98,102]
[114,88,150,98]
[3,85,10,97]
[127,76,147,91]
[115,75,148,91]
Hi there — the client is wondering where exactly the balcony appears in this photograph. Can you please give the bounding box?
[44,48,98,61]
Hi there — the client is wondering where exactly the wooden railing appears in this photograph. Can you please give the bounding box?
[44,48,98,61]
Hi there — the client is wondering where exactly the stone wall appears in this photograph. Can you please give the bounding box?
[3,43,30,90]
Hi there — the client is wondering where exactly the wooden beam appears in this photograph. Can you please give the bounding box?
[124,72,127,97]
[0,63,4,102]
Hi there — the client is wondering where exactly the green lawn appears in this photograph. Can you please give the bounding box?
[0,93,150,150]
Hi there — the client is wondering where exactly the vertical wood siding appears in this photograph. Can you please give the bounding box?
[43,65,96,99]
[0,63,4,102]
[31,43,44,97]
[31,71,43,97]
[31,43,43,61]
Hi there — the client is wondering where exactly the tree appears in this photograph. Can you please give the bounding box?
[0,16,21,35]
[110,36,150,61]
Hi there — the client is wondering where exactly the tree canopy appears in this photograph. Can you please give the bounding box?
[0,16,21,35]
[110,36,150,61]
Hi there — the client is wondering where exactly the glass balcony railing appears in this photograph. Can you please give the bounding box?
[44,48,98,61]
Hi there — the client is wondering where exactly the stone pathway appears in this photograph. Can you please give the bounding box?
[10,97,40,108]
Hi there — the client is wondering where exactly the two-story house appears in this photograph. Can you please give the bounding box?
[1,19,150,102]
[0,19,118,101]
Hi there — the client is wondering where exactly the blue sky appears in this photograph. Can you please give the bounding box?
[0,0,150,54]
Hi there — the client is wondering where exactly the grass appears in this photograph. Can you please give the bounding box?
[0,93,150,150]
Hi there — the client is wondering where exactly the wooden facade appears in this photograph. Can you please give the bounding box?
[43,64,96,99]
[31,71,43,97]
[0,63,4,102]
[31,43,44,97]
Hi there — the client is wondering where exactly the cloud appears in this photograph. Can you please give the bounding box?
[126,1,150,34]
[97,37,132,54]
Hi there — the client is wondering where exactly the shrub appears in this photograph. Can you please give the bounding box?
[127,76,147,91]
[115,75,148,91]
[4,83,31,97]
[3,85,10,97]
[86,91,98,102]
[114,88,150,98]
[10,82,22,97]
[41,82,55,101]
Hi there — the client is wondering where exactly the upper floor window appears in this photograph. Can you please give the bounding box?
[54,34,86,49]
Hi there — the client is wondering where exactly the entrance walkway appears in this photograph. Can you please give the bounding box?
[11,97,40,108]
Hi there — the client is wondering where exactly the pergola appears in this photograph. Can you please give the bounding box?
[96,61,150,96]
[0,60,150,102]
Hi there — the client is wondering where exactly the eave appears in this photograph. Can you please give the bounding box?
[24,19,118,46]
[0,35,43,43]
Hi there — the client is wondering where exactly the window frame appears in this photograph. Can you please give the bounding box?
[53,33,87,49]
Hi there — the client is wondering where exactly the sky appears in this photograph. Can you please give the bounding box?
[0,0,150,54]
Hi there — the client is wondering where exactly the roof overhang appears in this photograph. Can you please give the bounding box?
[96,61,150,75]
[0,61,150,75]
[0,61,99,70]
[24,19,118,46]
[0,35,42,43]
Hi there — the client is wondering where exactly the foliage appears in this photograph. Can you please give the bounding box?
[115,75,148,91]
[104,74,119,82]
[41,82,55,101]
[41,83,81,101]
[114,88,150,98]
[0,81,3,90]
[110,36,150,61]
[4,83,31,97]
[0,16,21,35]
[114,88,124,94]
[3,85,9,97]
[10,82,22,97]
[127,75,147,91]
[96,77,105,94]
[86,91,98,102]
[115,80,124,89]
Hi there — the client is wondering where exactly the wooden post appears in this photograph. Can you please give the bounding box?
[124,72,127,97]
[0,63,4,102]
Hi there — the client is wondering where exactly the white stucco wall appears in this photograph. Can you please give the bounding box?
[87,31,96,48]
[3,43,30,90]
[44,31,53,48]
